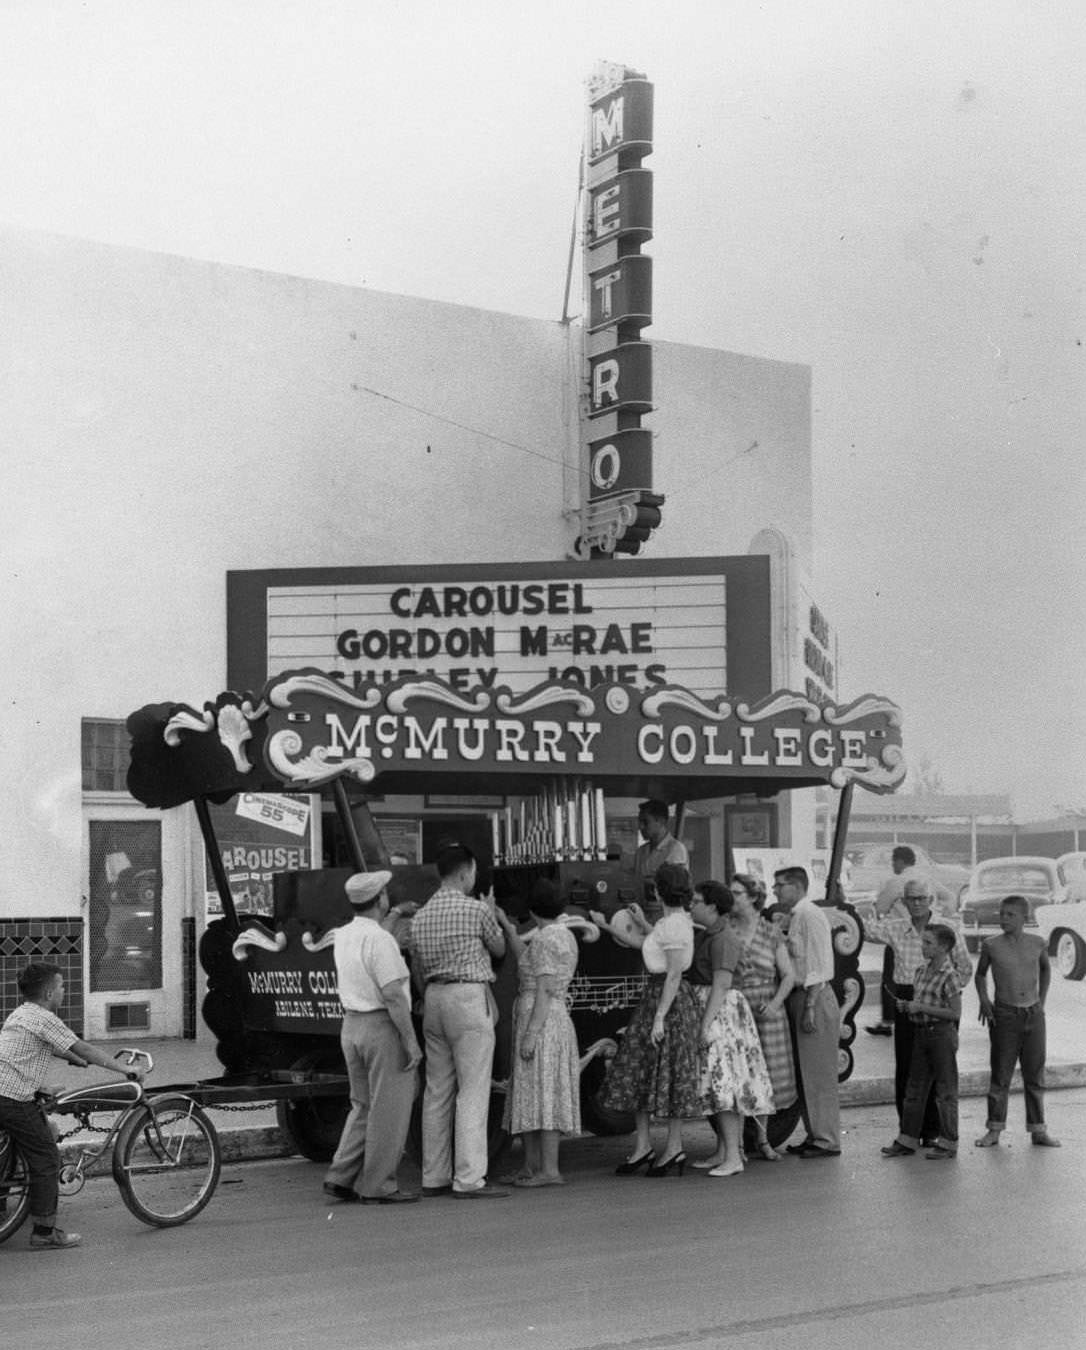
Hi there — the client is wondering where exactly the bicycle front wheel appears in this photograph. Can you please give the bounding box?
[112,1095,222,1228]
[0,1134,31,1244]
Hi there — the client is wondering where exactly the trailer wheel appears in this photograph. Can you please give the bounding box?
[578,1055,634,1137]
[275,1051,349,1163]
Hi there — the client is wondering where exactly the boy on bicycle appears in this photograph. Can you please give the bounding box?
[0,962,145,1250]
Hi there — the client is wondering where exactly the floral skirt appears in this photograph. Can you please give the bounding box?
[696,987,776,1117]
[599,977,703,1120]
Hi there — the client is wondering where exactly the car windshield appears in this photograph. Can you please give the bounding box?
[978,865,1053,890]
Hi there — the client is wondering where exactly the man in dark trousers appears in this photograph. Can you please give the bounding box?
[866,877,972,1144]
[0,962,146,1248]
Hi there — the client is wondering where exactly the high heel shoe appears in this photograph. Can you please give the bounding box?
[646,1151,686,1177]
[614,1149,656,1176]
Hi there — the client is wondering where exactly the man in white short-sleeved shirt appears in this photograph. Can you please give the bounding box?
[774,867,842,1158]
[322,871,422,1205]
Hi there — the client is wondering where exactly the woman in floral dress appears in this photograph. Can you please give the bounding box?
[688,880,775,1177]
[729,872,798,1159]
[591,863,702,1177]
[497,879,580,1187]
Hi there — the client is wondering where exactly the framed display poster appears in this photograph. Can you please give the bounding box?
[374,817,422,866]
[725,803,777,850]
[731,848,833,902]
[204,792,319,919]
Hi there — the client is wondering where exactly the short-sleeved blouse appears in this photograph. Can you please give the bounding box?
[642,910,694,974]
[688,920,742,986]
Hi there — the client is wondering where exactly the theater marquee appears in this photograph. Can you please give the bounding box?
[226,556,772,700]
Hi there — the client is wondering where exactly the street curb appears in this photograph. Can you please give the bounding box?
[840,1061,1086,1107]
[61,1066,1086,1166]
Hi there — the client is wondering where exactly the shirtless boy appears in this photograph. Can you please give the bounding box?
[974,895,1060,1148]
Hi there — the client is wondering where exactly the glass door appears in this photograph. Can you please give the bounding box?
[82,803,184,1038]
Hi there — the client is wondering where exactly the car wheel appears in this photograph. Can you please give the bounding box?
[1053,931,1086,980]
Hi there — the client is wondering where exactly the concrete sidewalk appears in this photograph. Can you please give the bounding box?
[52,959,1086,1164]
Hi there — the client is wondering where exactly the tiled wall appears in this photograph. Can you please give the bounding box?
[0,918,84,1036]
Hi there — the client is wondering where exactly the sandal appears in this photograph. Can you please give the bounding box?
[753,1139,781,1161]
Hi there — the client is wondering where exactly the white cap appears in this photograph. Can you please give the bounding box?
[344,871,392,907]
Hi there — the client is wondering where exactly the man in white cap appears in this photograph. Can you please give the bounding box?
[322,870,422,1205]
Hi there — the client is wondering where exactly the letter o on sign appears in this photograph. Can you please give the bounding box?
[591,443,620,491]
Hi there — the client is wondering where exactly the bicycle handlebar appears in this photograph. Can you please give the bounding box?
[113,1048,155,1074]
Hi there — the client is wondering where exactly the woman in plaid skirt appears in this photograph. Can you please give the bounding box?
[591,864,701,1176]
[730,873,798,1158]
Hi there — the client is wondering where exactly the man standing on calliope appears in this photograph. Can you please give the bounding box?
[772,866,842,1158]
[633,799,688,919]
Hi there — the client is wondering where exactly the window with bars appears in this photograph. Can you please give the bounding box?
[81,719,132,792]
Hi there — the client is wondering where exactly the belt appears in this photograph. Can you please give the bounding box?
[426,977,485,986]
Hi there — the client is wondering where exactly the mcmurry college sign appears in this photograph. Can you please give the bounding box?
[127,669,905,810]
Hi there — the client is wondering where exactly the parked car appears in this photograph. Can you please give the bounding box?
[1056,851,1086,905]
[1034,862,1086,979]
[958,856,1066,951]
[843,843,971,925]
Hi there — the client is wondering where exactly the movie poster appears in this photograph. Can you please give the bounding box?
[204,793,319,919]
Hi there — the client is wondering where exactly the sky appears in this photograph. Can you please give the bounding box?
[1,0,1083,819]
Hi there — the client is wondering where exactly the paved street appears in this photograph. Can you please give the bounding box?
[4,1091,1084,1350]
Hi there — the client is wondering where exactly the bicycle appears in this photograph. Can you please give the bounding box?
[0,1049,221,1243]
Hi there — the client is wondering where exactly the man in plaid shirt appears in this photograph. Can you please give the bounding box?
[881,925,962,1159]
[0,962,145,1249]
[865,878,971,1144]
[411,841,507,1199]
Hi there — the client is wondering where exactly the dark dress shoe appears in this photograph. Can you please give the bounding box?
[322,1183,361,1203]
[785,1138,815,1155]
[451,1184,510,1199]
[614,1149,656,1175]
[421,1185,453,1197]
[881,1140,916,1157]
[362,1190,420,1205]
[797,1144,842,1158]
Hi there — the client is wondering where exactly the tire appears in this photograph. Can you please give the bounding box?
[1054,931,1086,981]
[112,1095,222,1228]
[275,1051,350,1163]
[578,1055,635,1137]
[0,1135,31,1245]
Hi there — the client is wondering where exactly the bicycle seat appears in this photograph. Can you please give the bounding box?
[55,1081,143,1112]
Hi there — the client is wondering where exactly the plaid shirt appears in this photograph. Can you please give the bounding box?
[0,1002,78,1101]
[909,958,960,1026]
[865,913,972,989]
[410,886,504,984]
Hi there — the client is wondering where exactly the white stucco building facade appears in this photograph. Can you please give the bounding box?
[1,226,826,1037]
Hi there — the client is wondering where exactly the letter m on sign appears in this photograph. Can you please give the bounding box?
[592,94,624,159]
